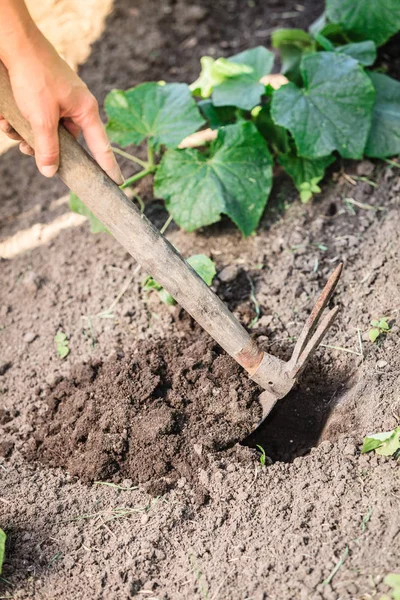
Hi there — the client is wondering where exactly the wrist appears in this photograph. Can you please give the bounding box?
[0,14,41,69]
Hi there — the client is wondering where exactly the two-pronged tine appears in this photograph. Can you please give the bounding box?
[286,263,343,378]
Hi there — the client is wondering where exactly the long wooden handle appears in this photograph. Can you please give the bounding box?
[0,61,262,373]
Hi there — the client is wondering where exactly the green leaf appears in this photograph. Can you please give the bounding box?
[379,317,390,331]
[272,28,316,86]
[278,153,335,202]
[190,56,218,98]
[365,73,400,159]
[192,47,274,111]
[154,122,273,236]
[385,574,400,589]
[254,103,290,154]
[54,331,70,359]
[314,33,335,52]
[271,52,375,159]
[143,276,163,292]
[370,319,380,328]
[368,328,381,343]
[0,528,6,575]
[361,427,400,456]
[143,254,216,306]
[69,193,108,234]
[159,289,176,306]
[213,47,274,110]
[105,82,205,149]
[326,0,400,46]
[309,13,347,42]
[272,28,315,48]
[198,100,237,130]
[336,41,377,66]
[186,254,217,286]
[376,428,400,456]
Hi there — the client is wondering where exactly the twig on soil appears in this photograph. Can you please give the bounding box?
[344,197,386,212]
[384,158,400,168]
[47,551,63,568]
[322,545,349,587]
[357,328,364,363]
[246,274,261,329]
[210,568,235,600]
[352,175,378,188]
[320,329,364,358]
[319,343,362,356]
[360,507,373,533]
[94,481,138,491]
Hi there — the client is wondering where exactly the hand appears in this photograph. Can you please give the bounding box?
[0,29,123,184]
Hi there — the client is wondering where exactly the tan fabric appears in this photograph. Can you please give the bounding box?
[0,0,114,154]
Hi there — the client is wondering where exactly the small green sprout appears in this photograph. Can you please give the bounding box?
[256,444,267,466]
[54,331,70,359]
[0,528,6,574]
[361,426,400,457]
[143,255,216,306]
[380,573,400,600]
[368,316,391,343]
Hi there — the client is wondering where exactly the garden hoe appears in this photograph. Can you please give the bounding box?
[0,62,342,431]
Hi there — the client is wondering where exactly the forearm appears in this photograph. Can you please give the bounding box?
[0,1,42,68]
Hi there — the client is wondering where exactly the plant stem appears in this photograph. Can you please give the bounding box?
[147,143,155,168]
[160,214,173,235]
[112,147,148,169]
[120,167,154,189]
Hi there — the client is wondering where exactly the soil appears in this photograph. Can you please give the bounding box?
[26,327,261,496]
[1,1,400,599]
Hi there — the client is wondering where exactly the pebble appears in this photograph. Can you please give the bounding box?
[356,159,375,176]
[320,440,333,454]
[193,443,203,456]
[23,332,37,344]
[184,4,208,21]
[343,443,356,456]
[0,362,12,376]
[217,265,240,283]
[22,271,41,292]
[140,514,149,526]
[255,314,274,328]
[376,359,388,369]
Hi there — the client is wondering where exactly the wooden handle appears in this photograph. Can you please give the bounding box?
[0,61,262,373]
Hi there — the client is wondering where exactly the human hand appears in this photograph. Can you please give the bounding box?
[0,28,123,184]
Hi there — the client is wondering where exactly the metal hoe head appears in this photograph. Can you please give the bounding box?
[250,263,343,427]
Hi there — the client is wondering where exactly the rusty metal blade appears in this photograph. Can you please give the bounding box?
[287,263,343,372]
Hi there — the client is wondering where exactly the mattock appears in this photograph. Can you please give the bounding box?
[0,61,342,433]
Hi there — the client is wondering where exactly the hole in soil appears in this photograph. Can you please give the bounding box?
[244,361,353,462]
[327,202,338,217]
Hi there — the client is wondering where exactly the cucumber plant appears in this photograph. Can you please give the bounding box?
[71,0,400,237]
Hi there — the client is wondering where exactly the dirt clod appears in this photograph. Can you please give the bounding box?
[27,331,261,491]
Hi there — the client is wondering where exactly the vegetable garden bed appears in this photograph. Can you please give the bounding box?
[0,0,399,598]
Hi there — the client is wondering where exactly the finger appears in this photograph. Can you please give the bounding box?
[0,118,24,141]
[76,96,123,185]
[19,141,35,156]
[31,115,60,178]
[62,118,81,140]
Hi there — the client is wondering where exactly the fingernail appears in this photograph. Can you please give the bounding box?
[111,164,124,186]
[40,165,58,178]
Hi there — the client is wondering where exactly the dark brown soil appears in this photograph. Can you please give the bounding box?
[1,0,400,599]
[27,328,261,494]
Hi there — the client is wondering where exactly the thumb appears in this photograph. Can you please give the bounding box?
[31,114,60,178]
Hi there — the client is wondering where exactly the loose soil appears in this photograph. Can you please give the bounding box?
[1,1,400,599]
[26,328,261,496]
